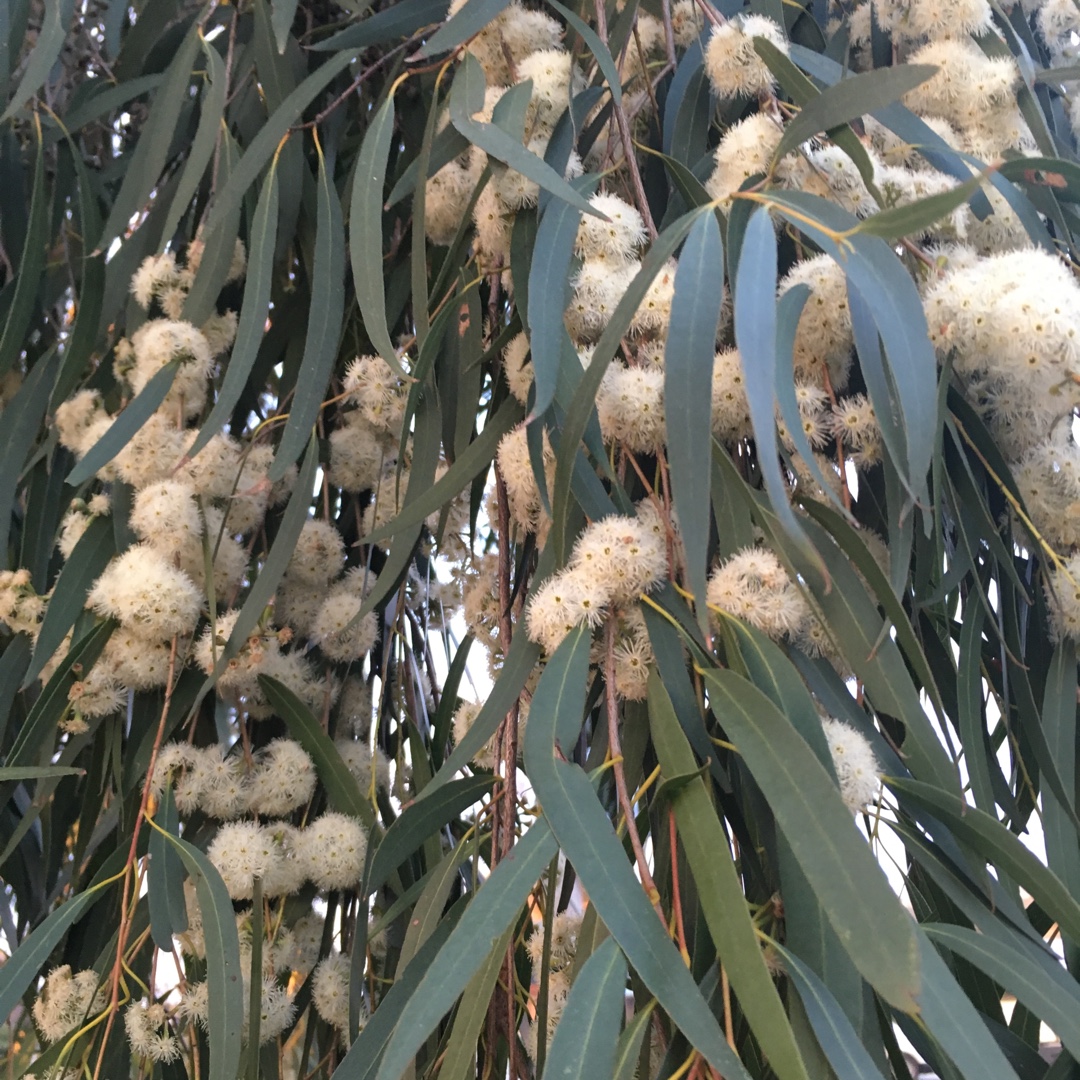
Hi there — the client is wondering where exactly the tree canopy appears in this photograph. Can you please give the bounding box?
[3,0,1080,1078]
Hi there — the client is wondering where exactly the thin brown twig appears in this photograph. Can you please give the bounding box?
[593,0,658,239]
[210,12,238,198]
[92,636,180,1080]
[605,616,665,922]
[820,362,852,513]
[659,0,678,67]
[721,964,735,1051]
[668,809,690,965]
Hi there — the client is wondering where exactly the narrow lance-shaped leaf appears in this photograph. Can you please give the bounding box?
[1042,640,1080,920]
[665,211,723,637]
[0,853,119,1024]
[258,675,376,830]
[913,932,1020,1080]
[770,942,889,1080]
[147,785,188,950]
[374,820,559,1080]
[924,923,1080,1060]
[0,349,58,568]
[186,163,280,459]
[700,667,921,1011]
[552,207,708,563]
[366,776,494,894]
[271,137,345,482]
[1,0,75,122]
[271,0,299,51]
[7,619,114,770]
[773,64,938,163]
[97,26,201,249]
[334,905,467,1080]
[160,36,228,245]
[24,515,115,688]
[449,54,600,219]
[524,628,753,1080]
[419,0,511,55]
[66,362,179,487]
[546,0,623,107]
[199,437,318,699]
[437,928,517,1080]
[157,831,245,1080]
[351,91,409,380]
[0,122,48,376]
[890,778,1080,945]
[733,206,822,573]
[527,176,599,421]
[648,674,812,1080]
[542,938,627,1080]
[203,49,358,237]
[311,0,450,51]
[763,189,939,504]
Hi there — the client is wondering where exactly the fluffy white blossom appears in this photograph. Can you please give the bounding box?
[87,545,202,639]
[300,812,368,891]
[32,967,105,1042]
[207,820,281,900]
[704,16,787,100]
[820,717,881,812]
[575,193,647,263]
[247,739,317,817]
[124,1001,181,1063]
[311,953,355,1035]
[707,546,813,642]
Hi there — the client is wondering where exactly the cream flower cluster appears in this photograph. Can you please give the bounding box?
[451,698,529,769]
[703,15,788,100]
[705,545,843,664]
[152,738,318,819]
[125,1001,182,1063]
[32,966,106,1043]
[310,952,371,1042]
[206,811,368,900]
[821,717,882,812]
[922,244,1080,623]
[177,895,300,1048]
[523,911,582,1063]
[526,505,668,656]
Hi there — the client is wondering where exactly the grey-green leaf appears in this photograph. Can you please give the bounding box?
[543,937,626,1080]
[24,514,115,688]
[733,206,819,568]
[373,820,559,1080]
[258,674,376,829]
[449,54,599,218]
[186,165,279,460]
[700,667,921,1011]
[772,942,889,1080]
[665,211,723,636]
[350,93,409,380]
[773,64,938,164]
[66,361,179,487]
[271,141,345,482]
[524,628,753,1080]
[158,833,245,1080]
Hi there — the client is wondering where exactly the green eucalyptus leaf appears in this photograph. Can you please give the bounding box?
[773,64,938,164]
[700,666,921,1011]
[543,938,626,1080]
[665,210,723,638]
[272,139,346,481]
[524,629,753,1080]
[258,674,376,829]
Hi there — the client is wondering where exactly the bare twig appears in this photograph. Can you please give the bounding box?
[92,636,180,1080]
[593,0,658,239]
[605,616,665,922]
